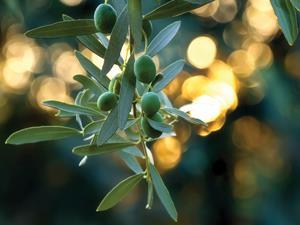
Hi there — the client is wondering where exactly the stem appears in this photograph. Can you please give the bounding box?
[142,30,148,53]
[129,26,153,209]
[104,0,109,4]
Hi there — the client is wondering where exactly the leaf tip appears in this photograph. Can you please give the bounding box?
[5,137,11,145]
[24,30,33,38]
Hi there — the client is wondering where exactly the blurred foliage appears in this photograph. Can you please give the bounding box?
[1,0,300,225]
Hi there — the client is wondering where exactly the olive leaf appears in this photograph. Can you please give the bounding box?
[149,164,177,222]
[144,0,214,20]
[73,75,105,95]
[6,126,81,145]
[43,100,101,117]
[25,19,97,38]
[163,107,207,126]
[158,92,173,108]
[152,59,185,92]
[290,0,300,11]
[62,15,107,59]
[97,105,119,145]
[102,6,128,76]
[118,54,136,129]
[146,21,181,57]
[118,151,144,174]
[110,0,127,15]
[124,118,140,130]
[271,0,299,45]
[147,118,173,133]
[97,173,144,211]
[75,51,110,89]
[76,89,94,106]
[83,120,104,136]
[123,146,144,158]
[128,0,143,52]
[72,142,135,156]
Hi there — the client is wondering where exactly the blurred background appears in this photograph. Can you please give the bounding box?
[1,0,300,224]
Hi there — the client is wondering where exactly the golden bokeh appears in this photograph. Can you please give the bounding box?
[54,50,86,85]
[59,0,84,6]
[153,137,182,170]
[192,0,219,18]
[187,36,217,69]
[30,76,73,111]
[227,50,255,78]
[284,51,300,79]
[212,0,238,23]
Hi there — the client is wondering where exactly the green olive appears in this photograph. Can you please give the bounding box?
[97,92,118,111]
[134,55,156,84]
[141,113,163,138]
[141,92,160,116]
[94,4,117,34]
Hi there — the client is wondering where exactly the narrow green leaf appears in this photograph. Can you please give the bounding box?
[146,21,181,57]
[97,173,144,211]
[146,181,154,209]
[158,92,173,108]
[153,59,185,92]
[124,118,140,130]
[76,89,93,106]
[118,151,143,174]
[83,120,104,136]
[55,110,77,117]
[128,0,143,51]
[147,118,173,133]
[25,19,97,38]
[290,0,300,11]
[73,75,105,95]
[75,51,110,88]
[144,0,213,20]
[43,100,101,117]
[110,0,127,15]
[62,15,106,56]
[118,54,136,129]
[6,126,81,145]
[72,142,134,156]
[63,15,123,66]
[102,6,128,76]
[97,105,119,145]
[271,0,299,45]
[163,107,207,126]
[123,146,144,158]
[149,164,177,221]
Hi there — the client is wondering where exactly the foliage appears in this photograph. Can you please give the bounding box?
[5,0,299,221]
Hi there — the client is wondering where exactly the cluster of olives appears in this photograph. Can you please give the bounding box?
[96,54,163,139]
[94,3,162,139]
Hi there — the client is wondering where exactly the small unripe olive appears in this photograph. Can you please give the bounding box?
[97,92,118,111]
[109,74,121,95]
[134,55,156,84]
[141,92,160,116]
[94,4,117,34]
[142,20,153,40]
[141,113,163,138]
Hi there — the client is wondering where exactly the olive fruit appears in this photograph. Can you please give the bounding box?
[141,92,160,116]
[142,20,153,40]
[97,92,118,111]
[134,55,156,84]
[141,113,163,138]
[94,4,117,34]
[109,74,121,95]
